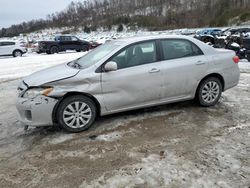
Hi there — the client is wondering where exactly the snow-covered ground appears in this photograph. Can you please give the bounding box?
[0,52,249,188]
[0,52,86,82]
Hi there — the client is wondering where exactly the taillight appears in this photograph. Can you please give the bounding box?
[233,56,240,64]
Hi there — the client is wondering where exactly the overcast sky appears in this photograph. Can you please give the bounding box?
[0,0,79,29]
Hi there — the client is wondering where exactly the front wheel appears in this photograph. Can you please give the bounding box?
[56,95,97,133]
[197,77,222,107]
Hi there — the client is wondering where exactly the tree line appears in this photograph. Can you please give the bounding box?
[0,0,250,37]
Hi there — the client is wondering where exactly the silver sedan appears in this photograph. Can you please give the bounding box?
[16,35,240,132]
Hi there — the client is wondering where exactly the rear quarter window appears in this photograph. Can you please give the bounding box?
[1,42,15,46]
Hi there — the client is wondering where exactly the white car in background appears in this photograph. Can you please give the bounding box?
[0,41,27,57]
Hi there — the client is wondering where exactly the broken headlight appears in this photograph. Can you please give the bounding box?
[22,87,53,98]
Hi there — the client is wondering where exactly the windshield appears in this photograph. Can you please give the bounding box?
[76,42,121,68]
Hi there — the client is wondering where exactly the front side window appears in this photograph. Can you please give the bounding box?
[71,37,78,41]
[161,39,203,60]
[110,41,157,69]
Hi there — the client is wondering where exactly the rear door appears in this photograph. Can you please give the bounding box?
[101,40,163,112]
[159,39,208,100]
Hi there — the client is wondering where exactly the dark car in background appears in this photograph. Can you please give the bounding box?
[37,35,90,54]
[194,29,223,44]
[229,28,250,35]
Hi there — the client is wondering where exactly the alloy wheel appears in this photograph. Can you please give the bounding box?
[63,101,92,128]
[201,81,220,103]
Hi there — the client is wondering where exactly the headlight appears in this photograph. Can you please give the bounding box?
[23,87,53,98]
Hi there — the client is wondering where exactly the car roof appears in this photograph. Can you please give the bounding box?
[116,35,194,44]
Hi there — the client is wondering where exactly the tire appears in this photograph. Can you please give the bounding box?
[82,45,89,52]
[13,50,23,57]
[50,46,59,54]
[196,77,222,107]
[56,95,97,133]
[76,49,81,52]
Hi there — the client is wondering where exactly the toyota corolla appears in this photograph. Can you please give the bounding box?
[16,35,240,132]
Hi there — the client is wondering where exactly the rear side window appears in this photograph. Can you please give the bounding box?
[60,36,71,41]
[1,42,15,46]
[161,39,203,60]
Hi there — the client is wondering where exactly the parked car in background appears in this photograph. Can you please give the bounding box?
[16,35,240,133]
[0,41,27,57]
[194,29,223,45]
[196,29,222,37]
[229,28,250,35]
[37,35,90,54]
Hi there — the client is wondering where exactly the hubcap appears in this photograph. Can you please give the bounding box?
[201,81,220,103]
[63,102,92,128]
[15,51,22,57]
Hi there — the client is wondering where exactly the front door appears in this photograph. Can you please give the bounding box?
[101,41,163,112]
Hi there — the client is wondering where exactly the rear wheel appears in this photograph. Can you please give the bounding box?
[197,77,222,107]
[50,46,59,54]
[56,95,97,133]
[13,50,22,57]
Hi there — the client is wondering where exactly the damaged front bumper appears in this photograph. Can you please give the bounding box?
[16,95,58,127]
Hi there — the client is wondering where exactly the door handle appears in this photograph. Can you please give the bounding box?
[149,68,160,73]
[195,60,205,65]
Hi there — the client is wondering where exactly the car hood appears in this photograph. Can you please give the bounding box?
[23,63,80,87]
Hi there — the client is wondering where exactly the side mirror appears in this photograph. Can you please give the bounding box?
[104,61,118,72]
